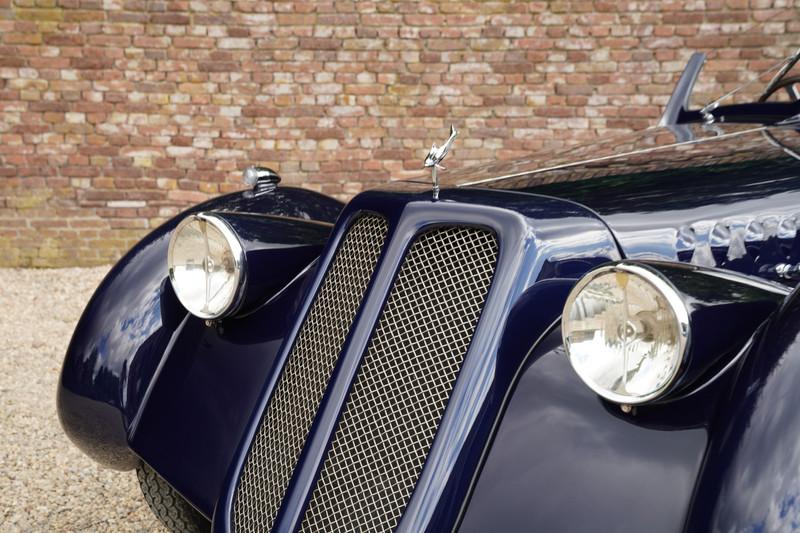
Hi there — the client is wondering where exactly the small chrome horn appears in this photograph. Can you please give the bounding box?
[243,166,281,196]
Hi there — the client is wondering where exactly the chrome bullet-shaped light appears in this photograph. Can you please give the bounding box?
[168,213,245,320]
[562,263,690,404]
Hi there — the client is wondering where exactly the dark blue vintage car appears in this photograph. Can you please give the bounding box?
[59,51,800,532]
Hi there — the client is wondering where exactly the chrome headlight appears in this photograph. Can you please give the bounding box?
[168,213,245,320]
[562,263,690,405]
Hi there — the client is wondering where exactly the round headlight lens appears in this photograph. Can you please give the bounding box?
[562,263,689,404]
[168,213,245,319]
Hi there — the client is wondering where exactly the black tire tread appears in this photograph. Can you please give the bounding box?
[136,463,211,533]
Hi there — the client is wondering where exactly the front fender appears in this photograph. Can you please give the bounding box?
[459,263,788,533]
[687,286,800,531]
[57,187,342,471]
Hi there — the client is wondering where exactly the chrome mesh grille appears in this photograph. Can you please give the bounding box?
[232,214,388,533]
[300,226,498,533]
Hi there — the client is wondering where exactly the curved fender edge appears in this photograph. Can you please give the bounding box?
[57,187,342,470]
[686,286,799,532]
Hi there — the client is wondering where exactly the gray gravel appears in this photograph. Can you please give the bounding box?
[0,268,165,532]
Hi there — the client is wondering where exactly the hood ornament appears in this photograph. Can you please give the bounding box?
[423,125,457,200]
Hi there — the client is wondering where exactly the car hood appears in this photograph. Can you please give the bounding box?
[417,123,800,267]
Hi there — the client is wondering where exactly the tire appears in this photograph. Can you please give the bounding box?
[136,462,211,533]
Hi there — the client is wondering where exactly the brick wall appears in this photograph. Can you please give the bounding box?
[0,1,798,266]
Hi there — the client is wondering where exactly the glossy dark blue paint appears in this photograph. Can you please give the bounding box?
[687,285,800,532]
[457,265,786,533]
[58,121,800,533]
[460,326,711,533]
[57,186,342,472]
[213,212,331,316]
[129,265,317,518]
[212,186,622,532]
[631,261,786,399]
[478,124,800,283]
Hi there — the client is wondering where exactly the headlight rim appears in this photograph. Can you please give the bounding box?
[562,261,691,405]
[167,212,247,320]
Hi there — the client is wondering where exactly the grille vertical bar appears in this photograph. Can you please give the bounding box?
[300,226,499,533]
[232,214,388,533]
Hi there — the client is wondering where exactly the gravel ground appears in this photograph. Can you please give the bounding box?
[0,268,165,532]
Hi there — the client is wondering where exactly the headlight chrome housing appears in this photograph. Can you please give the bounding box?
[168,213,246,320]
[562,262,690,405]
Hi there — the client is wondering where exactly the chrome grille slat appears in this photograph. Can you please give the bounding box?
[300,226,499,533]
[232,214,389,533]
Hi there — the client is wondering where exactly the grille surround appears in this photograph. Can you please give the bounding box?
[232,214,389,533]
[300,226,499,532]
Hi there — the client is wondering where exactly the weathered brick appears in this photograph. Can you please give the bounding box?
[71,56,113,69]
[44,33,84,46]
[173,36,213,48]
[197,61,237,72]
[299,128,339,142]
[299,37,341,50]
[150,13,190,25]
[217,37,254,49]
